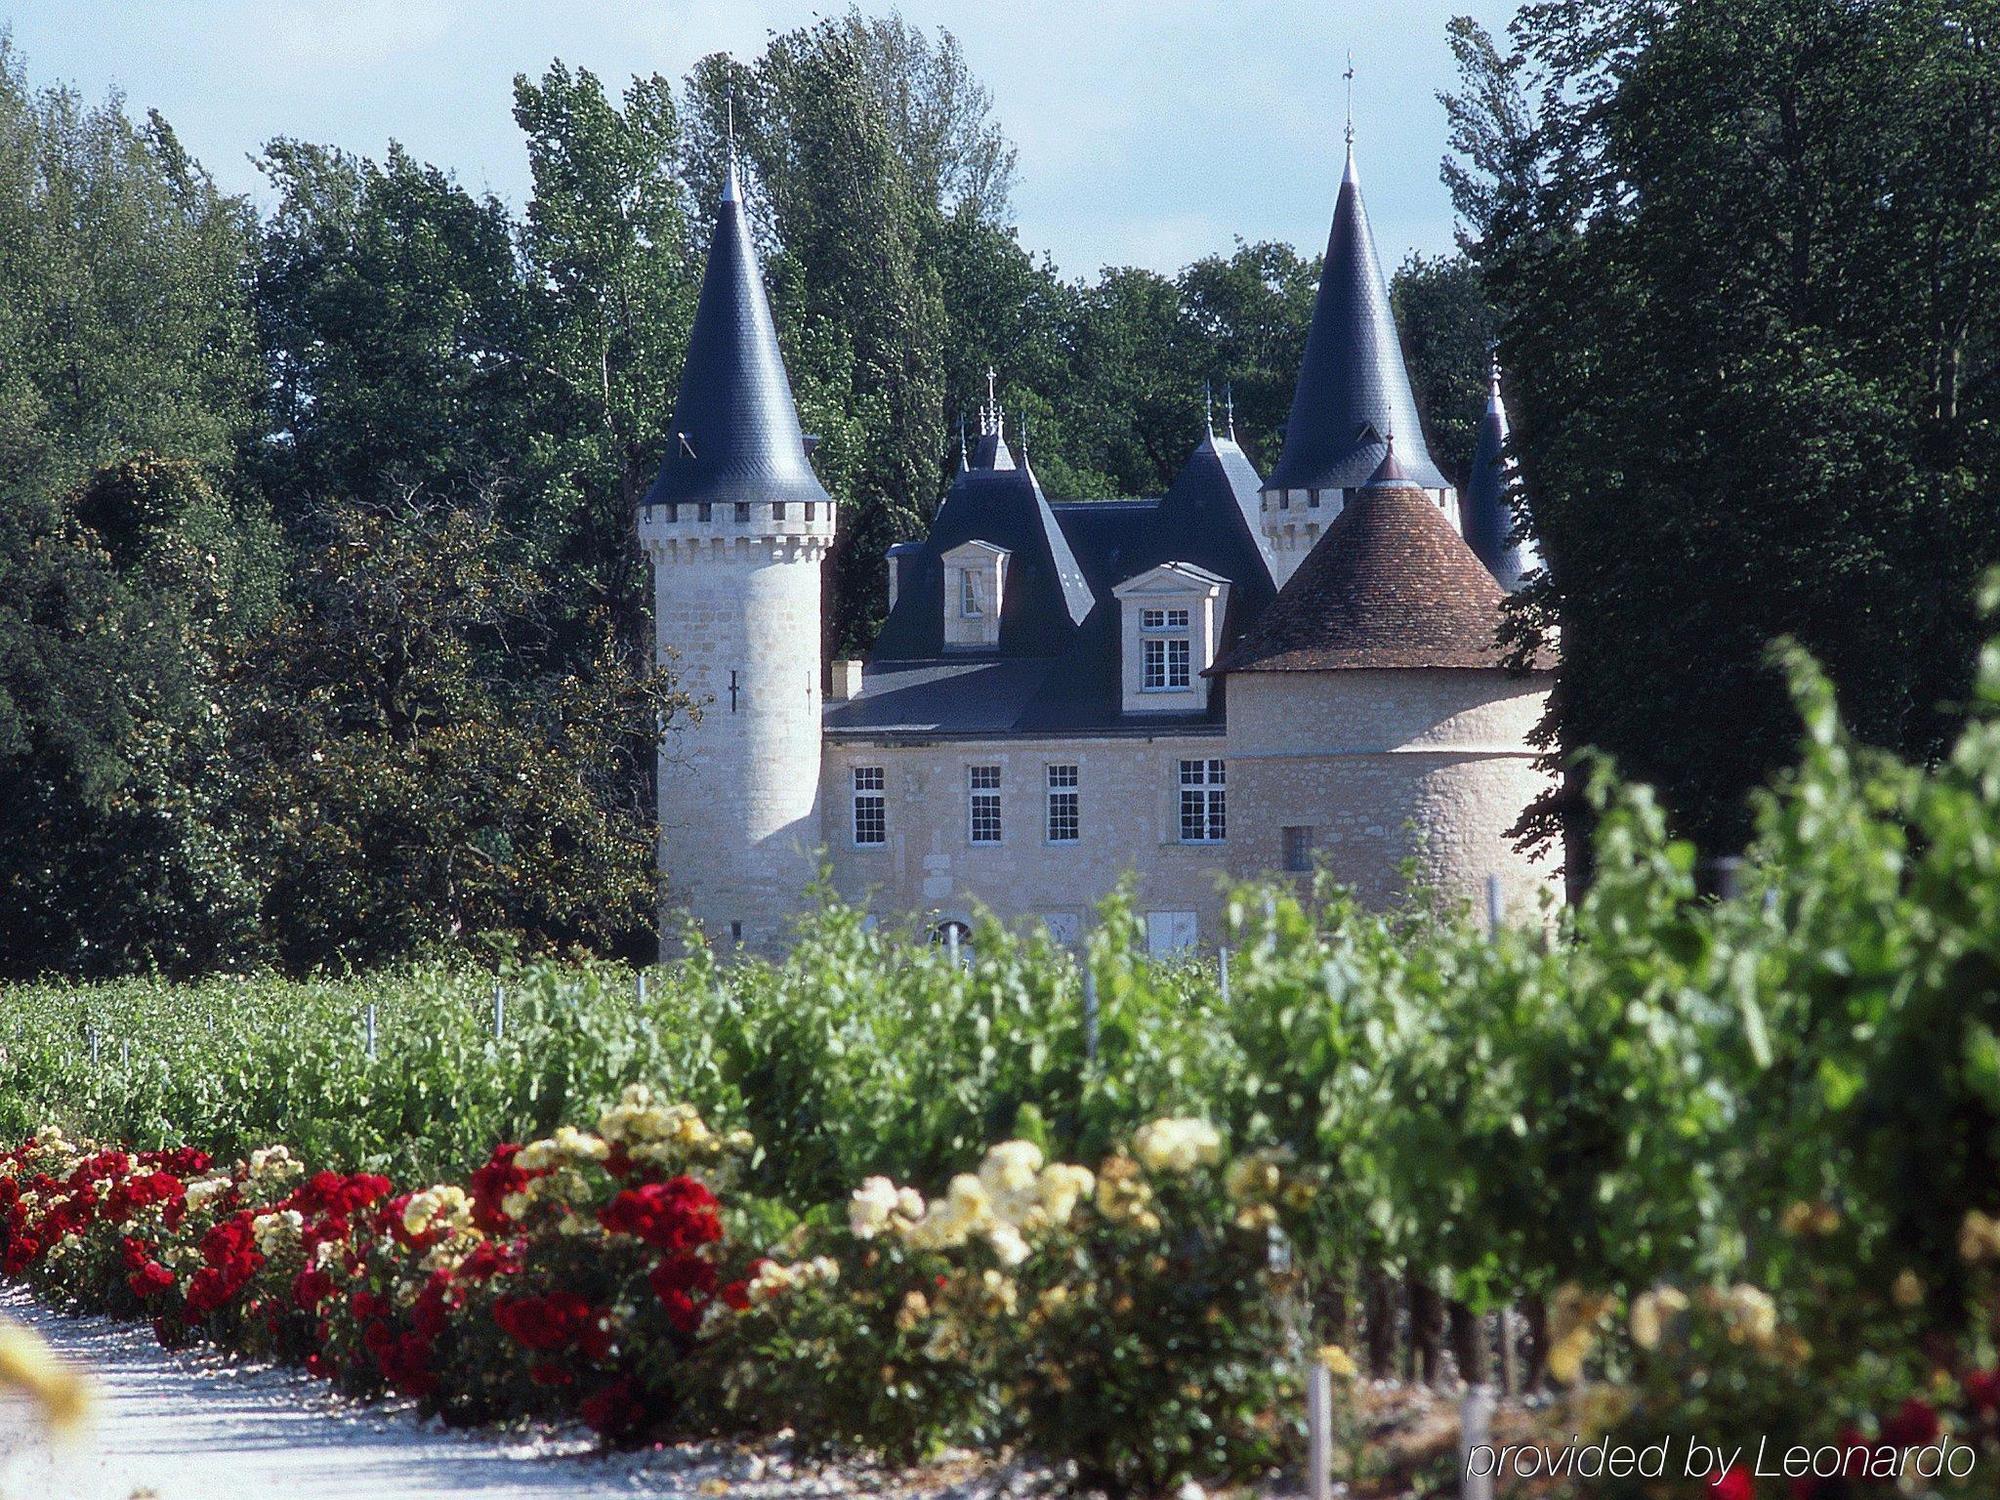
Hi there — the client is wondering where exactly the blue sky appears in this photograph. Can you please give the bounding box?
[4,0,1520,279]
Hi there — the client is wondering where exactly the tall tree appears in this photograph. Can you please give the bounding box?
[1390,250,1495,489]
[226,499,687,971]
[1446,1,2000,851]
[512,63,698,647]
[251,141,532,538]
[0,46,271,978]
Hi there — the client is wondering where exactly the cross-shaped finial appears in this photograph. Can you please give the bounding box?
[1344,52,1355,148]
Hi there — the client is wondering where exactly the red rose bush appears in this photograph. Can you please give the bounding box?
[0,1088,762,1445]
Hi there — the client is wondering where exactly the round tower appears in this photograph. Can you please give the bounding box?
[639,153,835,956]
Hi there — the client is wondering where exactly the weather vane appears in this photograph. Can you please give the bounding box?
[1344,52,1355,147]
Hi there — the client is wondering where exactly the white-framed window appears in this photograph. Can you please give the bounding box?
[968,765,1002,845]
[1045,764,1079,843]
[1042,912,1082,947]
[1282,824,1314,873]
[852,766,886,846]
[1178,759,1226,843]
[1146,911,1197,955]
[960,570,985,618]
[1142,636,1191,689]
[1141,607,1189,631]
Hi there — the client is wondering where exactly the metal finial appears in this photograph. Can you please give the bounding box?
[1344,52,1355,149]
[1203,380,1214,438]
[722,85,742,203]
[958,411,969,470]
[1020,412,1030,459]
[1223,382,1235,440]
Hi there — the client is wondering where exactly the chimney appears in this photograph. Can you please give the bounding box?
[828,658,865,702]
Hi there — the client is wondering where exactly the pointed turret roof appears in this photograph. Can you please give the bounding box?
[1266,145,1450,495]
[1460,364,1542,592]
[1214,444,1529,673]
[641,153,830,511]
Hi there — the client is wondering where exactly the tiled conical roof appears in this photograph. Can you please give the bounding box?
[641,157,830,510]
[1214,449,1521,672]
[1265,146,1449,495]
[1460,364,1542,591]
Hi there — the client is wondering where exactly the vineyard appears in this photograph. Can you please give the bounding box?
[5,649,2000,1497]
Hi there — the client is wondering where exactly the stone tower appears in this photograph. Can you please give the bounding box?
[1216,440,1559,919]
[638,152,834,955]
[1260,142,1457,587]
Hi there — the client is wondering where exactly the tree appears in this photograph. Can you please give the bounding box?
[512,63,698,649]
[227,499,688,971]
[1178,240,1320,474]
[1446,0,2000,852]
[0,45,272,978]
[251,141,532,539]
[1389,251,1494,488]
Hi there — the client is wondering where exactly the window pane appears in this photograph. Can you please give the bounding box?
[1282,825,1313,872]
[1166,638,1190,687]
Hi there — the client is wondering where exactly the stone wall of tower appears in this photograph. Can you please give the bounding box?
[642,499,835,955]
[1224,668,1560,919]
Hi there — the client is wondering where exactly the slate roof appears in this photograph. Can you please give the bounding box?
[1460,366,1543,592]
[826,431,1275,738]
[1213,448,1534,673]
[1265,147,1450,495]
[641,159,831,511]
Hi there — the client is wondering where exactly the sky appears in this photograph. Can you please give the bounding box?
[2,0,1521,279]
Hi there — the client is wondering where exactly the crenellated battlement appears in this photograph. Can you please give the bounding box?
[638,497,837,563]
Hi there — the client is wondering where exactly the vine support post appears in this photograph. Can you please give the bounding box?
[364,1003,377,1062]
[1306,1361,1333,1500]
[1460,1383,1496,1500]
[1218,944,1230,1004]
[635,972,648,1008]
[1485,871,1502,938]
[1497,1307,1518,1394]
[493,984,505,1040]
[1082,967,1099,1065]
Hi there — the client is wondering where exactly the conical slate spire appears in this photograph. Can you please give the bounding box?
[641,157,830,511]
[1460,364,1542,591]
[1266,145,1450,495]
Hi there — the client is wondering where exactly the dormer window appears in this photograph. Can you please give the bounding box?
[941,539,1008,651]
[1112,562,1230,716]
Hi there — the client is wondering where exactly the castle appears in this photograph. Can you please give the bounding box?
[638,136,1554,957]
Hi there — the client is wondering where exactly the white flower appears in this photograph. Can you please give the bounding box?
[1034,1163,1094,1228]
[987,1221,1030,1267]
[978,1140,1044,1197]
[251,1209,304,1256]
[516,1125,608,1171]
[402,1185,472,1238]
[849,1176,902,1240]
[1131,1118,1223,1175]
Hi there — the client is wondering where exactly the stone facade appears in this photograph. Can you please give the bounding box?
[641,499,836,954]
[1224,669,1558,919]
[819,732,1236,950]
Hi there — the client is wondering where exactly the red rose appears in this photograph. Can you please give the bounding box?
[580,1376,645,1440]
[492,1292,592,1352]
[126,1261,176,1300]
[1708,1465,1754,1500]
[1882,1397,1941,1448]
[720,1279,751,1311]
[1965,1369,2000,1413]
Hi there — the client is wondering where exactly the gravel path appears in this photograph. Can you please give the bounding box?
[0,1285,1010,1500]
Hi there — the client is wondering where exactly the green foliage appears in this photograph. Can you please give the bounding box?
[225,500,687,970]
[1446,0,2000,851]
